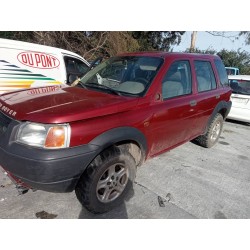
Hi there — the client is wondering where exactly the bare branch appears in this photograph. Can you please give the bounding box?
[206,31,238,42]
[83,32,108,59]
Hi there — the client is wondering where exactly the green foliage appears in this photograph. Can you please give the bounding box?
[183,46,250,75]
[217,49,250,74]
[184,48,217,54]
[132,31,185,51]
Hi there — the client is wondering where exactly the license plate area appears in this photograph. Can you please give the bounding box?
[232,97,249,105]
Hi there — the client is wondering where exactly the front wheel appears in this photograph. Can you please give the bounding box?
[195,113,224,148]
[75,147,136,214]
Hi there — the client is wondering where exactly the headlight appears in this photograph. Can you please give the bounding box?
[16,122,71,149]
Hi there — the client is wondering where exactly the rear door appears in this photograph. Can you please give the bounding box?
[191,59,222,135]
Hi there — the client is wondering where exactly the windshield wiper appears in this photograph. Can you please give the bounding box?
[81,83,122,96]
[77,80,89,89]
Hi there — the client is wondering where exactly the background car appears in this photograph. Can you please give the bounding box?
[228,75,250,123]
[0,38,90,94]
[225,67,240,75]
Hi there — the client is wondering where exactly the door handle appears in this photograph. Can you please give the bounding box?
[216,95,220,99]
[190,100,197,107]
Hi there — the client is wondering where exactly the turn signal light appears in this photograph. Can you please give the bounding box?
[45,126,66,148]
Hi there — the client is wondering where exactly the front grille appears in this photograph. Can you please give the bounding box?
[0,111,12,136]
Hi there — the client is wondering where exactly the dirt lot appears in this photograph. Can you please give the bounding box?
[0,119,249,219]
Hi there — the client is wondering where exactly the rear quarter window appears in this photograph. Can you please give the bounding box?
[214,59,229,86]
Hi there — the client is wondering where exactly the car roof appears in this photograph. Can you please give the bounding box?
[228,75,250,81]
[118,51,220,60]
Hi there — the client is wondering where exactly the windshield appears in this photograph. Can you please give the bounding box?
[79,56,164,96]
[229,79,250,95]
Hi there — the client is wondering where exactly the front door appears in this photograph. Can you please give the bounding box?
[149,60,198,156]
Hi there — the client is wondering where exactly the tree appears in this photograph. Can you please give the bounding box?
[217,49,250,74]
[189,31,197,53]
[0,31,34,42]
[132,31,185,51]
[184,47,217,55]
[239,31,250,45]
[30,31,140,60]
[0,31,186,61]
[0,31,140,61]
[182,31,239,53]
[182,45,250,75]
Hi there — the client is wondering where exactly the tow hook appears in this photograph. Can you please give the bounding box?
[16,184,29,195]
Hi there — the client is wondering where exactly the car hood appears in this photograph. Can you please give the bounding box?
[0,85,139,123]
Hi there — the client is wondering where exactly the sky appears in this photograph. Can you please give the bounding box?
[172,32,250,52]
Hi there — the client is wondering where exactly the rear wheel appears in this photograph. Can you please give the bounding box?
[75,147,136,213]
[195,113,224,148]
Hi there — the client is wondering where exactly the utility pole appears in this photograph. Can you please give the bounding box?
[190,31,197,52]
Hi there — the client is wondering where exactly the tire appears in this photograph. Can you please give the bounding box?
[195,113,224,148]
[75,146,136,214]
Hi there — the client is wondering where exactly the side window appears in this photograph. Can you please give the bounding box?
[64,57,89,83]
[214,59,229,86]
[194,61,217,92]
[162,60,192,100]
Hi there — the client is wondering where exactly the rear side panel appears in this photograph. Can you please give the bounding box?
[227,93,250,122]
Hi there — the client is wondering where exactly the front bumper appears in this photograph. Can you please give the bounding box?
[0,138,100,193]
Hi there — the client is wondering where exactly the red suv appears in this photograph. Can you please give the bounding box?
[0,52,231,213]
